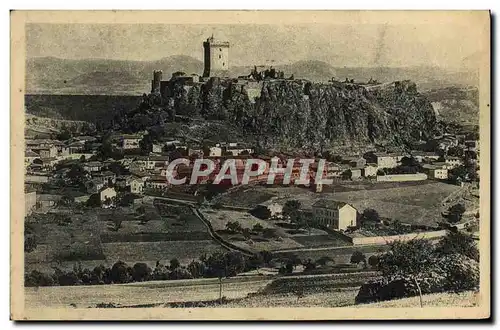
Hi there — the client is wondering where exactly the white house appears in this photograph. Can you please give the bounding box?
[445,157,463,168]
[121,134,143,150]
[312,200,357,231]
[100,187,117,202]
[363,164,378,178]
[130,178,145,195]
[209,146,222,157]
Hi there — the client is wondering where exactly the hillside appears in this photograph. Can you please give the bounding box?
[26,56,478,95]
[423,86,479,126]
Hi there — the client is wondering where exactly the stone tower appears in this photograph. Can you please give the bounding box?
[203,35,229,77]
[151,70,162,94]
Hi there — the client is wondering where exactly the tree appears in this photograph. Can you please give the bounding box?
[252,223,264,233]
[242,228,252,240]
[303,258,316,271]
[86,194,101,208]
[368,255,380,268]
[362,208,381,225]
[446,204,466,223]
[187,260,206,278]
[225,221,242,233]
[282,200,301,220]
[110,261,131,283]
[378,239,435,307]
[250,205,271,220]
[350,251,367,266]
[436,231,479,262]
[205,251,246,303]
[131,263,152,282]
[341,169,352,180]
[169,258,181,270]
[24,223,37,253]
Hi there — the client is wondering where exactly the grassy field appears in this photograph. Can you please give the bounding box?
[362,291,479,308]
[25,277,272,308]
[102,240,227,266]
[221,181,461,227]
[200,208,349,252]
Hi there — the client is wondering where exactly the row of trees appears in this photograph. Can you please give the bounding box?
[25,250,272,288]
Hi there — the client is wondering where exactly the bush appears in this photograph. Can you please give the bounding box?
[25,270,56,287]
[368,255,379,268]
[132,263,152,282]
[350,251,366,265]
[110,261,131,284]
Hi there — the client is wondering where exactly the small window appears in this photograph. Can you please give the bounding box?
[222,62,225,67]
[219,48,222,51]
[219,55,221,59]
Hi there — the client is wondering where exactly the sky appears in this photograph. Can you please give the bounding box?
[25,23,484,69]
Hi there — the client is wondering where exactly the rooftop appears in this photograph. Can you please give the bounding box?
[312,199,349,209]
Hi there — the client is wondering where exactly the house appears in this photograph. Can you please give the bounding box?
[25,150,40,166]
[188,148,204,157]
[375,153,403,169]
[145,177,169,190]
[350,168,362,180]
[208,146,222,157]
[100,187,117,205]
[30,145,58,159]
[365,152,404,169]
[152,143,164,153]
[25,191,37,216]
[37,194,62,209]
[121,134,143,150]
[423,165,448,180]
[39,157,59,171]
[312,200,357,231]
[412,151,440,163]
[83,161,104,172]
[223,144,254,156]
[130,178,145,195]
[92,171,116,186]
[86,179,105,194]
[67,141,85,154]
[445,157,463,168]
[465,140,479,151]
[349,158,366,168]
[362,164,378,178]
[115,175,133,188]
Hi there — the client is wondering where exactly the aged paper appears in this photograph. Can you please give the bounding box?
[11,10,490,320]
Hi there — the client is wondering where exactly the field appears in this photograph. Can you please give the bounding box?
[221,181,462,227]
[200,208,349,252]
[102,241,226,266]
[25,276,272,308]
[362,291,479,308]
[25,201,224,273]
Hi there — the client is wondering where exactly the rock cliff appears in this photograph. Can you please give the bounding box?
[125,78,438,152]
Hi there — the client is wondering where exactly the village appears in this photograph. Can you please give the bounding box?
[24,119,480,277]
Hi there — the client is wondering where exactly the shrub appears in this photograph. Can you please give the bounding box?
[132,262,152,282]
[110,261,131,284]
[350,251,366,265]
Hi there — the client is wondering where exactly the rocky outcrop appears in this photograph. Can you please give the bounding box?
[131,78,438,152]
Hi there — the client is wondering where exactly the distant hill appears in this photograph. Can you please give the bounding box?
[26,56,478,95]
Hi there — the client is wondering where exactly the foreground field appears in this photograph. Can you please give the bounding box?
[25,276,272,308]
[362,291,479,308]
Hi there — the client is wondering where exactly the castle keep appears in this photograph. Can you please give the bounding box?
[203,35,230,77]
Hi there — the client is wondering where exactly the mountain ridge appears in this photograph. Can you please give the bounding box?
[26,56,479,95]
